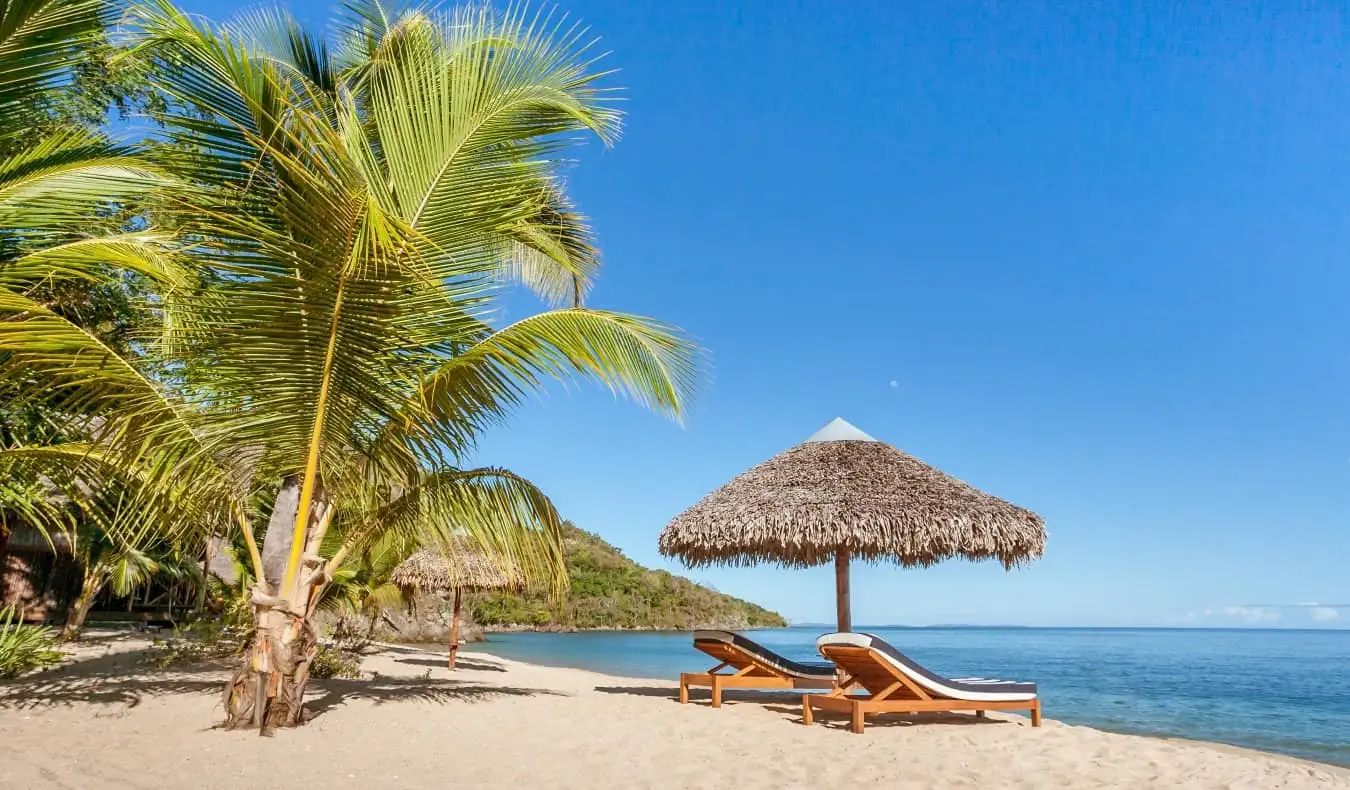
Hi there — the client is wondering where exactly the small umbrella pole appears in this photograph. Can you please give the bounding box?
[448,587,462,669]
[835,548,851,632]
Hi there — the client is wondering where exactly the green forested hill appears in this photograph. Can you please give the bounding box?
[469,524,786,630]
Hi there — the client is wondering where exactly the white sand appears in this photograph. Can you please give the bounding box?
[2,634,1347,789]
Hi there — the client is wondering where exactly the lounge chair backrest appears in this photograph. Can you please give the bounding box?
[693,630,836,680]
[816,632,1036,702]
[814,632,919,697]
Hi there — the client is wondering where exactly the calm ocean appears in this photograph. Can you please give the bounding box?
[471,626,1350,767]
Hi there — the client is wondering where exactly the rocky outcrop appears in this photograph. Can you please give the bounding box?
[311,591,485,644]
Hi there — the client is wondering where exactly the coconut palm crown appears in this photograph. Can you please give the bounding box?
[0,0,703,730]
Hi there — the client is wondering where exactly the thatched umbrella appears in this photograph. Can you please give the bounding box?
[390,544,525,668]
[659,418,1045,631]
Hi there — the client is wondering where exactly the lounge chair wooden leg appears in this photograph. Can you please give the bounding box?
[1031,700,1042,728]
[679,675,689,705]
[975,710,985,719]
[802,697,814,725]
[850,701,865,734]
[710,676,722,708]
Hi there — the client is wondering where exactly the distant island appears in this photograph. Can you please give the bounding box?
[791,623,1032,630]
[926,624,1032,629]
[468,523,786,631]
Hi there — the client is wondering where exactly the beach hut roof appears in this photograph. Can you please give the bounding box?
[390,545,526,592]
[658,417,1046,570]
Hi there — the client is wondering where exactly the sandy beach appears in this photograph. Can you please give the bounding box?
[1,634,1346,790]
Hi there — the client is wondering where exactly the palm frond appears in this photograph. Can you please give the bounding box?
[0,0,109,124]
[0,232,188,292]
[103,544,159,597]
[228,5,336,96]
[365,4,619,277]
[0,443,232,554]
[333,466,568,597]
[502,182,599,306]
[0,128,166,234]
[0,289,195,443]
[363,581,405,612]
[374,308,702,470]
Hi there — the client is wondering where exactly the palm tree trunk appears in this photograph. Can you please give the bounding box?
[0,520,10,602]
[258,476,303,590]
[364,608,380,644]
[195,540,212,617]
[61,572,102,641]
[222,602,318,731]
[221,481,325,732]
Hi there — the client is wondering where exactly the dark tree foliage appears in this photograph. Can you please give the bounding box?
[0,14,164,447]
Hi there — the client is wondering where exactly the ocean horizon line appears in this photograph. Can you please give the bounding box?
[785,623,1350,632]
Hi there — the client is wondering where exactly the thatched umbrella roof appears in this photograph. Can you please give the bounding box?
[390,543,525,669]
[390,546,526,593]
[660,418,1045,570]
[659,418,1045,631]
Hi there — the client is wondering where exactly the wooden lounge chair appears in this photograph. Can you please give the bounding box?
[804,632,1041,733]
[679,630,838,708]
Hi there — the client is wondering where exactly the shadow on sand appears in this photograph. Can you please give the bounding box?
[3,643,560,724]
[763,704,1013,730]
[305,676,565,718]
[593,685,1016,730]
[594,685,807,707]
[393,656,508,673]
[0,649,224,711]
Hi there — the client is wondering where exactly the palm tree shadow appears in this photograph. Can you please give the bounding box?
[64,629,142,645]
[304,676,565,720]
[760,702,1013,729]
[592,686,1014,729]
[0,649,225,711]
[593,685,808,707]
[2,645,558,725]
[394,656,507,673]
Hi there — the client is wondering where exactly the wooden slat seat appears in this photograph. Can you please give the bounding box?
[803,633,1042,734]
[679,630,838,708]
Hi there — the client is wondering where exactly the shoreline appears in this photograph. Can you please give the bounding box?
[454,635,1350,772]
[3,635,1348,788]
[475,623,782,634]
[398,638,1350,775]
[454,641,1350,773]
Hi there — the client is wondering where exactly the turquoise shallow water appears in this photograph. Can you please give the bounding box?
[471,626,1350,767]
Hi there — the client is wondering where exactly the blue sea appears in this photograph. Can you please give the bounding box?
[471,626,1350,767]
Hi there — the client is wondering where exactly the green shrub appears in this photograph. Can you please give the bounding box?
[0,606,64,679]
[309,644,361,679]
[144,617,251,669]
[328,616,374,654]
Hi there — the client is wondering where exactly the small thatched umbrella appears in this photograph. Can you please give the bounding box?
[390,544,525,668]
[659,418,1046,631]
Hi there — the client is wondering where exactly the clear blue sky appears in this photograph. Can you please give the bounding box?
[178,0,1350,628]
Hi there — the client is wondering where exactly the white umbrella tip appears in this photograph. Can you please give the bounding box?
[804,417,878,443]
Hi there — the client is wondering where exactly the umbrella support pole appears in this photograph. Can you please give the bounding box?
[448,588,462,669]
[835,549,851,633]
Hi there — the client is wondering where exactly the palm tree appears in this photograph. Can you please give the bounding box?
[59,519,202,641]
[2,0,703,732]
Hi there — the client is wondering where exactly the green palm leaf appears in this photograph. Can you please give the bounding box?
[328,466,567,595]
[0,0,109,125]
[0,128,166,233]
